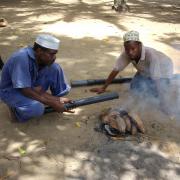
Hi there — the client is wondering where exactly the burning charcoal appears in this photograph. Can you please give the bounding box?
[103,109,118,123]
[100,109,119,130]
[131,124,138,135]
[104,124,120,136]
[101,114,110,124]
[120,113,138,135]
[109,109,120,117]
[128,112,145,133]
[99,108,146,137]
[99,108,111,122]
[122,115,132,132]
[116,116,126,134]
[109,117,119,130]
[104,124,116,136]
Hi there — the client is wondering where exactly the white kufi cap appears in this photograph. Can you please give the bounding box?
[123,30,140,43]
[35,34,60,50]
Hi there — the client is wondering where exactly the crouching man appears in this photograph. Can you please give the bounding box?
[91,31,174,115]
[0,34,72,122]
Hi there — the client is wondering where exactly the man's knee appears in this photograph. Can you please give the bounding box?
[130,73,142,91]
[30,101,44,116]
[15,101,44,122]
[130,74,157,97]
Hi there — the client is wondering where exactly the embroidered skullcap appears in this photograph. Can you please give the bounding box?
[123,31,140,42]
[35,34,60,50]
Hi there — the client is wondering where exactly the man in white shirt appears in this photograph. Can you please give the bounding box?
[91,30,174,114]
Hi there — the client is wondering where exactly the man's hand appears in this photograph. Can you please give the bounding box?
[21,87,75,113]
[50,100,65,113]
[90,87,106,94]
[59,97,75,113]
[90,70,119,94]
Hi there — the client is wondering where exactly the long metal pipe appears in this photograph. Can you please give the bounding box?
[44,92,119,113]
[70,77,132,87]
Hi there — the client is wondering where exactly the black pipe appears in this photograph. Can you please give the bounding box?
[44,92,119,114]
[70,77,132,87]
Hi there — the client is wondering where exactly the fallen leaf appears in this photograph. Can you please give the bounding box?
[75,122,81,128]
[18,147,26,156]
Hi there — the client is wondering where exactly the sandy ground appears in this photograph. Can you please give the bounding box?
[0,0,180,179]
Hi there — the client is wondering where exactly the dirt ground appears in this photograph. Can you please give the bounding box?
[0,0,180,179]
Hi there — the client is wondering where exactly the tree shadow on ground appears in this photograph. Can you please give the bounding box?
[156,32,180,50]
[128,0,180,24]
[0,117,180,179]
[0,87,180,179]
[0,0,179,58]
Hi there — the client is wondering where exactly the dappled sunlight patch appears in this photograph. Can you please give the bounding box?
[106,51,122,57]
[2,139,48,157]
[42,19,123,40]
[48,0,80,4]
[29,14,64,23]
[6,141,24,154]
[65,157,82,171]
[17,131,27,137]
[118,15,179,44]
[81,0,108,4]
[158,142,180,156]
[64,107,83,116]
[48,0,107,5]
[0,42,12,46]
[6,35,18,41]
[2,7,31,12]
[26,140,44,154]
[56,125,67,131]
[62,151,102,178]
[56,58,86,65]
[16,11,34,17]
[74,151,90,159]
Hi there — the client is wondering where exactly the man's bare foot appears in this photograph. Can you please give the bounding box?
[0,18,8,27]
[7,106,18,123]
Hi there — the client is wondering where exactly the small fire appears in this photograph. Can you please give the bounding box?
[99,108,145,137]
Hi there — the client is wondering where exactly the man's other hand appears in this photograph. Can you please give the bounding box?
[90,87,106,94]
[59,97,75,113]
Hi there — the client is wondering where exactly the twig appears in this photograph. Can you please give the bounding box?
[111,136,137,141]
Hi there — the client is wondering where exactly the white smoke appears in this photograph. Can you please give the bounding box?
[165,75,180,117]
[115,75,180,120]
